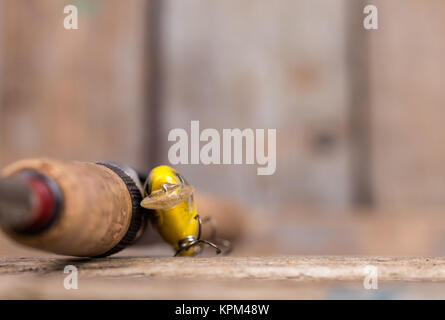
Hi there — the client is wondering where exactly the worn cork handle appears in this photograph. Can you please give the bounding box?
[1,158,133,257]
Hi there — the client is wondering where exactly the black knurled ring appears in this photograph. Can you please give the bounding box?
[94,162,144,258]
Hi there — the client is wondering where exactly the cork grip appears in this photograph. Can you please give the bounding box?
[1,158,134,257]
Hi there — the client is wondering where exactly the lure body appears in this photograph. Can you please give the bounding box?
[144,165,197,256]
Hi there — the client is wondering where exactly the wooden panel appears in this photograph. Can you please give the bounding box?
[0,0,149,169]
[159,0,352,208]
[2,255,445,282]
[2,254,445,299]
[369,0,445,205]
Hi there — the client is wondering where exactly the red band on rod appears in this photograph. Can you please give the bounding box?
[23,177,55,232]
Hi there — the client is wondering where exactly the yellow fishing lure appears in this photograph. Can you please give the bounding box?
[140,165,221,256]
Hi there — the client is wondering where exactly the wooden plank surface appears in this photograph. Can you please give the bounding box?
[1,254,445,299]
[1,255,445,281]
[1,208,445,299]
[0,0,149,169]
[160,0,352,208]
[369,0,445,206]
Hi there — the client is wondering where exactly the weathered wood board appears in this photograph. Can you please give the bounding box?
[369,0,445,206]
[0,0,149,169]
[1,255,445,299]
[2,255,444,282]
[159,0,352,208]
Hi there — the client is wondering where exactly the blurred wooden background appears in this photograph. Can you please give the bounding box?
[3,1,445,300]
[1,0,445,243]
[369,0,445,206]
[0,0,149,170]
